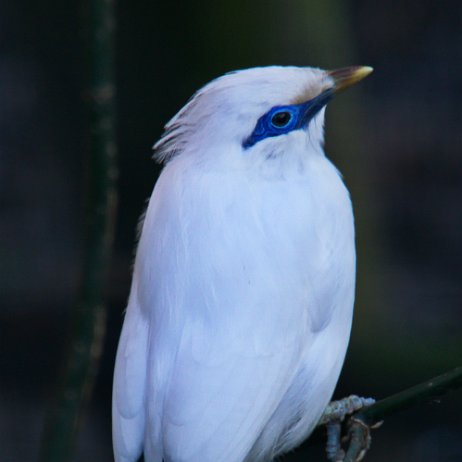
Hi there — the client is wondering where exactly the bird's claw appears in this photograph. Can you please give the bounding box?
[325,421,345,462]
[319,395,376,462]
[342,416,372,462]
[319,395,375,425]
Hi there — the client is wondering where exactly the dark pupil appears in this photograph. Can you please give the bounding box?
[271,111,291,127]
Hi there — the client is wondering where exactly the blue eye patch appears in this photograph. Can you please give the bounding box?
[242,88,333,149]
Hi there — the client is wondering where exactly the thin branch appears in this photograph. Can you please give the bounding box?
[343,366,462,462]
[39,0,117,461]
[353,365,462,426]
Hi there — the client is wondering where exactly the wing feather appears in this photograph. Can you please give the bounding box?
[160,323,311,462]
[112,289,149,462]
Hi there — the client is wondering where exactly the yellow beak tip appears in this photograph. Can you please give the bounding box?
[328,65,374,92]
[357,66,374,78]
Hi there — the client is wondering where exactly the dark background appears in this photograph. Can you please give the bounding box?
[1,1,461,461]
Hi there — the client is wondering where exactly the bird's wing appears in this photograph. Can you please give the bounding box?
[112,288,149,462]
[133,166,319,462]
[159,302,313,462]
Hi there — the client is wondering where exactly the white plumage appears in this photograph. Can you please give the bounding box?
[113,65,371,462]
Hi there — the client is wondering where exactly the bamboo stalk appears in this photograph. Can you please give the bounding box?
[39,1,117,460]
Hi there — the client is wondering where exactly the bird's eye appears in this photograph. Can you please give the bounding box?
[271,111,293,128]
[243,105,300,148]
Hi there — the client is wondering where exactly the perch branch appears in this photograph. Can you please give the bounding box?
[343,365,462,462]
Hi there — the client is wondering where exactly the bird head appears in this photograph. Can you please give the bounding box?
[154,66,372,174]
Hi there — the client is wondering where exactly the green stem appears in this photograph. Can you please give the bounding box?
[356,366,462,426]
[39,1,117,461]
[343,366,462,462]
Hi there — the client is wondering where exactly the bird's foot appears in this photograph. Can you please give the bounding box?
[318,395,376,462]
[319,395,375,426]
[325,420,345,462]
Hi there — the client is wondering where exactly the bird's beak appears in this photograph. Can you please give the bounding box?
[327,66,373,93]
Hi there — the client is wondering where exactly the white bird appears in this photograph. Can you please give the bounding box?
[112,65,372,462]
